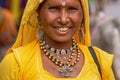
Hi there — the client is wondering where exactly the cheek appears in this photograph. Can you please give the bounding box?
[42,11,57,23]
[71,14,82,32]
[72,16,82,28]
[41,13,55,33]
[76,14,83,23]
[70,12,83,24]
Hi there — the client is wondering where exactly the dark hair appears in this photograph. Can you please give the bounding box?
[37,0,46,13]
[78,0,84,23]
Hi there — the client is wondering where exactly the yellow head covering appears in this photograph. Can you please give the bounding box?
[6,0,91,54]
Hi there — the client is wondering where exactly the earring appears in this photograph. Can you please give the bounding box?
[79,24,84,41]
[37,17,43,28]
[36,17,44,40]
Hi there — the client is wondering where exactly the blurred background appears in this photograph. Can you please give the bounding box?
[0,0,120,79]
[0,0,27,61]
[89,0,120,79]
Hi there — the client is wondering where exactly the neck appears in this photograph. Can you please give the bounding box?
[43,34,73,50]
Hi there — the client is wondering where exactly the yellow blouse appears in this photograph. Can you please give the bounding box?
[0,39,115,80]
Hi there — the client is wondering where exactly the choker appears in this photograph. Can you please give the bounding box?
[41,39,75,57]
[39,39,81,78]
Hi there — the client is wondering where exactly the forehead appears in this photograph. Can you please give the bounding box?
[42,0,81,6]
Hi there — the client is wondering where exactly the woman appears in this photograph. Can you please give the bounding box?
[0,0,115,80]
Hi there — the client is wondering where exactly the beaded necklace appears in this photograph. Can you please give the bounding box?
[39,39,81,78]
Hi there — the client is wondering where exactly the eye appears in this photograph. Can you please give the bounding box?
[48,6,59,11]
[68,7,79,11]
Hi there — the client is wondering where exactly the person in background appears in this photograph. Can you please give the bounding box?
[89,0,120,79]
[0,0,11,9]
[0,0,114,80]
[91,17,120,80]
[0,7,17,61]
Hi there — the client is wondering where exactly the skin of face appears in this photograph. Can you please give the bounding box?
[38,0,83,46]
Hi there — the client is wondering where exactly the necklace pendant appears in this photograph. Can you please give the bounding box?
[58,64,73,78]
[61,49,66,55]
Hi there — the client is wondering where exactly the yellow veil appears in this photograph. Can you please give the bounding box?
[6,0,90,54]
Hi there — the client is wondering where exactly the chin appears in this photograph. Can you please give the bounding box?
[53,37,72,43]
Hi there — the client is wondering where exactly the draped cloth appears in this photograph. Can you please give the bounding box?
[6,0,90,54]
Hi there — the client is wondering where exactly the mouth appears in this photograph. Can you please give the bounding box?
[57,27,69,32]
[53,26,71,35]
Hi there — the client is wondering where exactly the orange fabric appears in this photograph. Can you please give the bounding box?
[0,8,17,45]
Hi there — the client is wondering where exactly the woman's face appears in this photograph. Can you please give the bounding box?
[38,0,83,42]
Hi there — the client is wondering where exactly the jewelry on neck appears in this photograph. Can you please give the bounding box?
[39,39,81,78]
[42,39,74,56]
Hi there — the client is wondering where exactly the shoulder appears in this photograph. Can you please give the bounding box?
[77,44,114,63]
[0,39,40,79]
[92,46,114,77]
[0,52,18,67]
[0,52,20,79]
[92,46,114,64]
[75,43,114,79]
[1,39,40,67]
[12,39,40,64]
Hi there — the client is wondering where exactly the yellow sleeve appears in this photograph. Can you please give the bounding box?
[106,69,115,80]
[93,47,115,80]
[0,53,20,80]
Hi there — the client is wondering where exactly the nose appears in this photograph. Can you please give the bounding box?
[58,10,70,25]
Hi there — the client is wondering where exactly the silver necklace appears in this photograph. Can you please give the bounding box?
[42,39,75,59]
